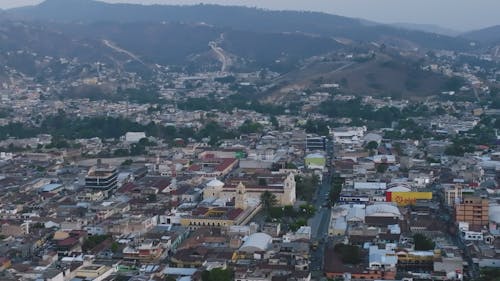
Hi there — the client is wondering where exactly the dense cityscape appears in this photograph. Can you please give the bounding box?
[0,1,500,281]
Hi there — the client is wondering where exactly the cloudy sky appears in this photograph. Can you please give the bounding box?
[1,0,499,31]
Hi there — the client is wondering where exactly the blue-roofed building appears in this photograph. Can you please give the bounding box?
[40,183,63,193]
[163,267,197,276]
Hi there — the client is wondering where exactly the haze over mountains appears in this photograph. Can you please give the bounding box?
[463,25,500,44]
[389,23,461,37]
[7,0,479,50]
[1,0,500,98]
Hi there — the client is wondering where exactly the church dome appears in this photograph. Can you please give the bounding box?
[206,178,224,188]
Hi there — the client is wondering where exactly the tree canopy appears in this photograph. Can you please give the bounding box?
[413,233,435,251]
[260,191,278,215]
[201,268,233,281]
[334,243,361,264]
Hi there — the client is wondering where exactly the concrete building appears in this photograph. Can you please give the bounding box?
[368,244,397,276]
[203,173,296,206]
[306,136,327,151]
[124,132,146,143]
[179,207,255,230]
[455,196,489,229]
[331,126,366,145]
[85,160,118,194]
[365,203,402,227]
[239,232,272,253]
[74,264,114,281]
[443,184,474,206]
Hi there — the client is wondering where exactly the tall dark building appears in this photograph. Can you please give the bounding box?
[306,136,327,151]
[85,160,118,193]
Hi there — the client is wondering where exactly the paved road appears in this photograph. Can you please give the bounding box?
[309,140,334,274]
[102,39,146,65]
[209,39,231,73]
[309,174,332,273]
[309,176,332,239]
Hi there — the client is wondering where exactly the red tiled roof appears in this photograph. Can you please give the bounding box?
[203,153,215,159]
[215,158,237,172]
[152,178,171,191]
[119,182,136,193]
[188,164,201,171]
[227,208,243,220]
[192,207,209,216]
[171,185,190,195]
[70,230,86,239]
[57,237,79,247]
[42,193,57,198]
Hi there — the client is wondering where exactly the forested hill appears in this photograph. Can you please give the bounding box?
[10,0,474,51]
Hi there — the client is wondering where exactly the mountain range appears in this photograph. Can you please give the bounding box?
[9,0,478,51]
[463,25,500,44]
[1,0,499,98]
[4,1,500,57]
[389,23,461,37]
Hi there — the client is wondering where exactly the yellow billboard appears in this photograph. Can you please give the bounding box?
[386,192,432,206]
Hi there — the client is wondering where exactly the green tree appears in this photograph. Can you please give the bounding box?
[258,178,267,186]
[201,268,233,281]
[260,191,278,215]
[299,204,316,218]
[334,244,361,264]
[295,175,319,201]
[164,276,177,281]
[413,233,435,251]
[147,194,157,202]
[270,115,279,128]
[304,119,329,136]
[289,218,307,231]
[376,163,389,174]
[444,138,475,156]
[82,234,111,252]
[238,120,263,134]
[479,268,500,281]
[269,207,285,219]
[121,159,133,166]
[444,76,465,91]
[328,176,344,205]
[365,141,379,150]
[111,242,120,253]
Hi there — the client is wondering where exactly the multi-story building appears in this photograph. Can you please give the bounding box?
[180,205,257,230]
[455,196,489,229]
[203,172,296,206]
[331,126,366,145]
[85,160,118,194]
[443,184,474,207]
[186,157,239,178]
[123,239,163,261]
[306,135,327,151]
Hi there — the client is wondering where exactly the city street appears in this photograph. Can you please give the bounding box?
[309,174,332,273]
[309,140,334,275]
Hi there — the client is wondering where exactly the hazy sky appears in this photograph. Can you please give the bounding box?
[1,0,499,31]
